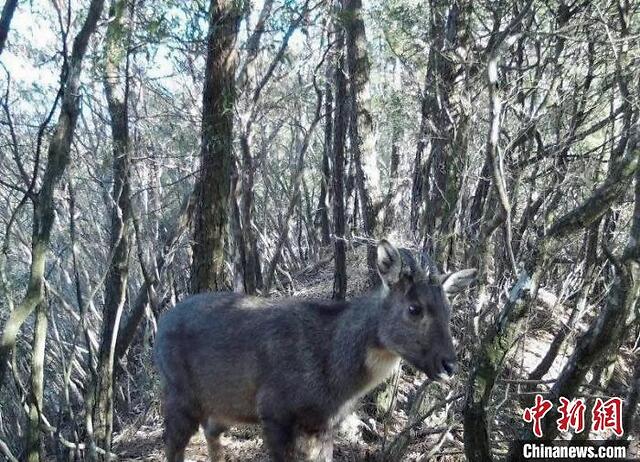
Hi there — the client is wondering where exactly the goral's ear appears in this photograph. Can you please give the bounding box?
[377,240,402,287]
[440,268,477,295]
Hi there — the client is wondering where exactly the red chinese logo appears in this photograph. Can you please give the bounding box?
[592,397,624,437]
[523,394,553,438]
[556,397,586,433]
[523,394,624,438]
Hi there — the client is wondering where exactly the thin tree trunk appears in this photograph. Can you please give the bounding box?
[383,60,403,228]
[240,134,258,294]
[68,180,100,459]
[236,2,308,293]
[383,125,401,233]
[317,53,333,246]
[332,27,347,300]
[93,1,133,456]
[0,0,18,55]
[469,153,492,237]
[623,356,640,436]
[410,91,429,234]
[230,161,247,292]
[236,0,273,86]
[26,301,47,462]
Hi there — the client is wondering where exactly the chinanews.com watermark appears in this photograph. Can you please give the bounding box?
[514,394,638,461]
[515,441,631,461]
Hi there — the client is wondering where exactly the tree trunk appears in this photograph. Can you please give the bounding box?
[0,0,18,55]
[469,153,492,237]
[93,1,133,456]
[190,0,242,293]
[410,91,429,233]
[240,134,259,294]
[230,163,247,293]
[317,56,333,246]
[343,0,379,285]
[383,90,402,234]
[623,356,640,436]
[332,27,348,301]
[26,301,47,462]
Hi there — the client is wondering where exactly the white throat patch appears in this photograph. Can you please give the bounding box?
[364,347,400,391]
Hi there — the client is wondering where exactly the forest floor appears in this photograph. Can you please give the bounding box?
[112,245,638,461]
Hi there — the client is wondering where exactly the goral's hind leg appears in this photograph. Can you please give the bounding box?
[203,417,227,462]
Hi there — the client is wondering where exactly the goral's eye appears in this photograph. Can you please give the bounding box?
[407,305,422,316]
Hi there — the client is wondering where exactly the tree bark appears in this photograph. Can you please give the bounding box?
[239,135,258,293]
[343,0,379,285]
[230,163,248,293]
[382,60,403,237]
[93,1,132,457]
[317,53,333,246]
[0,0,18,55]
[332,27,348,300]
[410,91,429,233]
[26,301,47,462]
[382,127,401,233]
[190,0,242,293]
[623,356,640,437]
